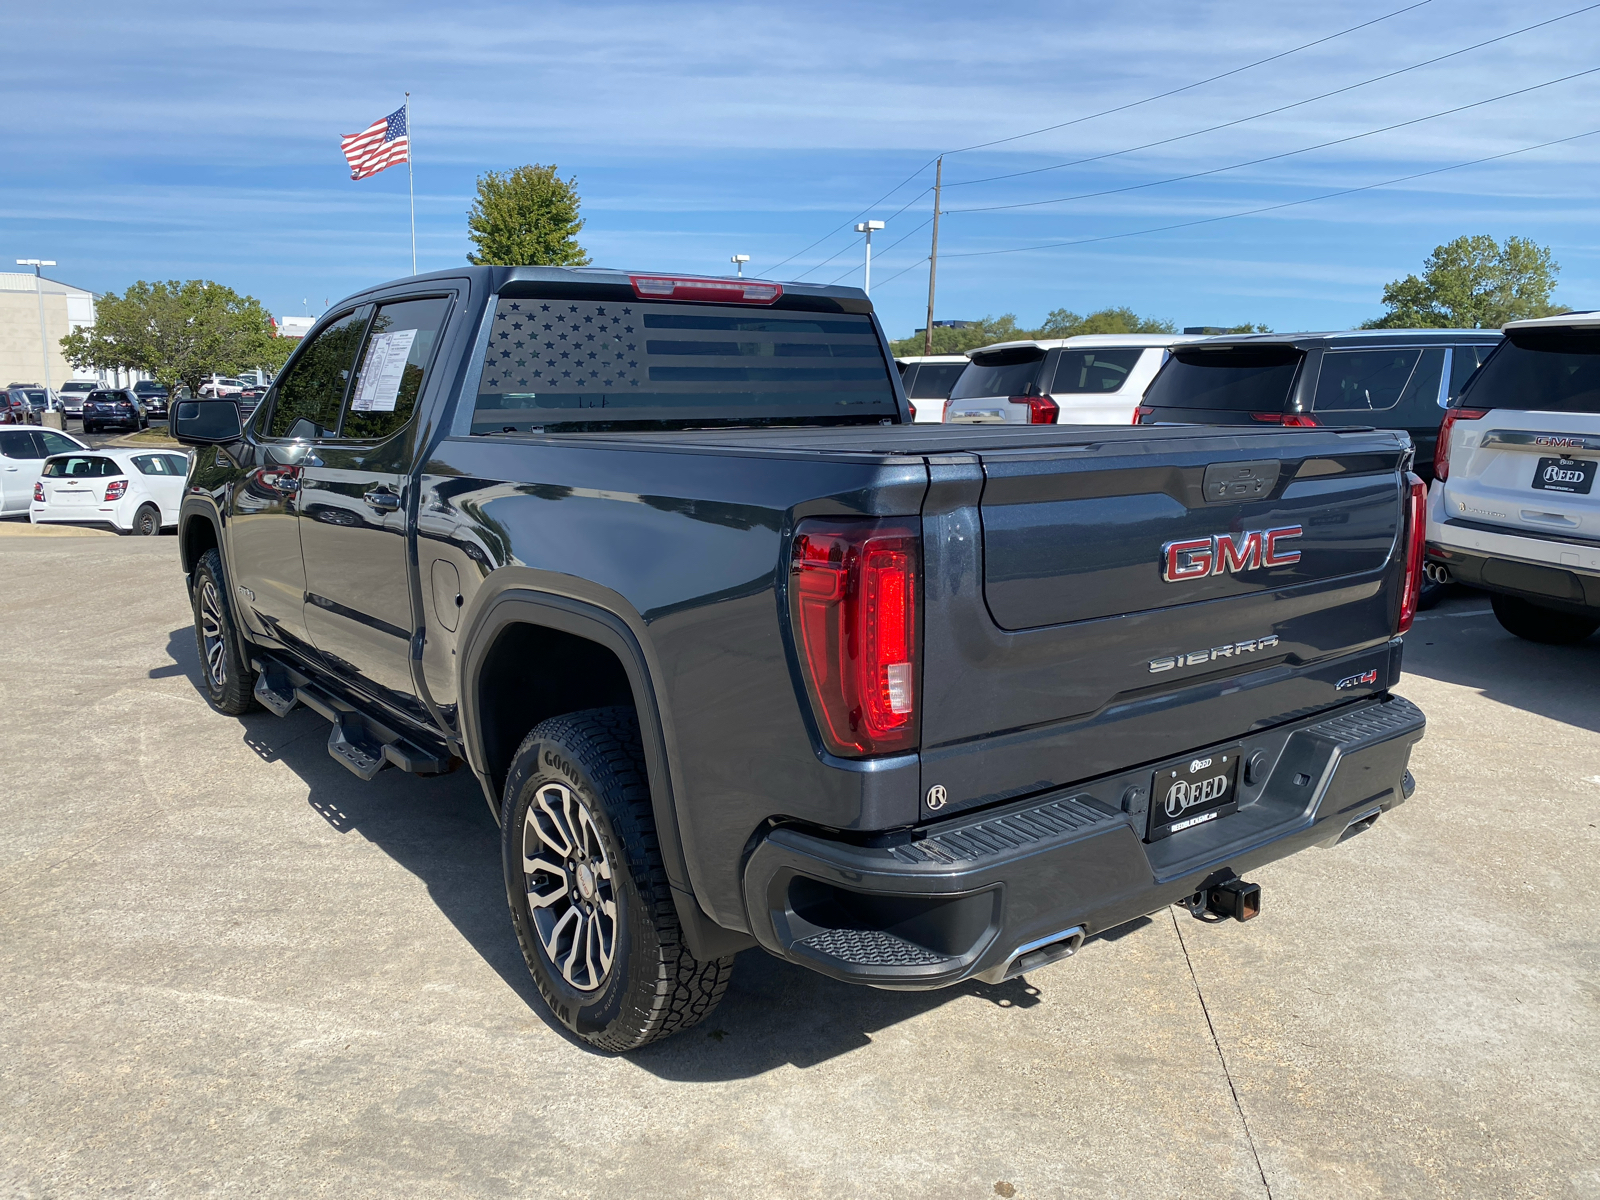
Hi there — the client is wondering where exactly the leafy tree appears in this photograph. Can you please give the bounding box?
[59,280,282,396]
[1363,235,1566,329]
[467,164,591,266]
[889,305,1253,357]
[1038,306,1176,338]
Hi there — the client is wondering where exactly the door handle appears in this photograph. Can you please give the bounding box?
[364,489,400,512]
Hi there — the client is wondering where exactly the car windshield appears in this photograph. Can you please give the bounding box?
[471,294,898,432]
[1462,327,1600,414]
[948,347,1048,400]
[42,455,120,478]
[1144,345,1304,411]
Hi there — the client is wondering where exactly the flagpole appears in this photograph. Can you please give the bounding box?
[405,91,416,275]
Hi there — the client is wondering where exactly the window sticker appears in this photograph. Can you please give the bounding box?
[350,329,419,413]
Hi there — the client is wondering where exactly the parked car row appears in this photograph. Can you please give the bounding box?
[0,423,187,534]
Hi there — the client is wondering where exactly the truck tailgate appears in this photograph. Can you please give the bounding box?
[920,426,1411,819]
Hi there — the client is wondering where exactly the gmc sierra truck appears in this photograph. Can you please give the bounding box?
[170,267,1427,1051]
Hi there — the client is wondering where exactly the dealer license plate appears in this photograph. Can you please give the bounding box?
[1147,747,1242,842]
[1531,456,1596,495]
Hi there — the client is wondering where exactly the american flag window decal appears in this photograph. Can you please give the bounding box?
[471,298,897,433]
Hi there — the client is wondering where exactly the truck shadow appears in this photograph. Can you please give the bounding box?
[160,625,1068,1075]
[1400,591,1600,735]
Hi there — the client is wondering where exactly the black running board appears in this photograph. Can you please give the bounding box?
[251,654,454,780]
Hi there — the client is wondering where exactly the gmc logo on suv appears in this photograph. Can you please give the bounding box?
[1161,526,1303,582]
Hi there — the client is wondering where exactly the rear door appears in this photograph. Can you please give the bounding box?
[946,346,1055,424]
[0,429,43,513]
[919,426,1408,818]
[299,293,456,719]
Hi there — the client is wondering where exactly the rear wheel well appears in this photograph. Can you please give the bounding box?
[181,515,219,577]
[477,622,635,797]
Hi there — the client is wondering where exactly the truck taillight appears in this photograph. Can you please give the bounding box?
[1397,471,1427,635]
[1250,412,1319,427]
[1008,395,1059,424]
[105,479,127,501]
[1433,407,1487,481]
[790,519,919,757]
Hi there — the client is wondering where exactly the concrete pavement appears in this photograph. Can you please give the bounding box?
[2,536,1596,1198]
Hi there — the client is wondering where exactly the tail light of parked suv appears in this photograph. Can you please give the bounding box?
[33,482,43,502]
[1250,412,1319,427]
[104,480,128,501]
[1433,407,1487,481]
[1397,471,1427,635]
[1133,406,1154,424]
[789,518,920,757]
[1008,395,1059,424]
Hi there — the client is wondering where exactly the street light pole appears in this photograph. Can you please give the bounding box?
[854,222,884,295]
[730,254,750,278]
[16,259,57,394]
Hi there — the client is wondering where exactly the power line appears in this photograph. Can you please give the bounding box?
[879,126,1600,269]
[946,62,1600,215]
[946,0,1435,156]
[792,185,932,281]
[945,2,1600,192]
[766,0,1440,275]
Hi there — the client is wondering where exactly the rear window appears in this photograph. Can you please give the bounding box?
[1461,328,1600,414]
[905,362,967,400]
[1144,346,1303,411]
[87,391,124,403]
[42,455,120,478]
[471,297,897,433]
[949,347,1047,400]
[1051,348,1145,394]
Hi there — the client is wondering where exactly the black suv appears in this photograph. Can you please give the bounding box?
[1137,330,1502,481]
[132,380,170,419]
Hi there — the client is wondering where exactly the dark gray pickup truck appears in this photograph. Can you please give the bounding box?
[171,266,1428,1050]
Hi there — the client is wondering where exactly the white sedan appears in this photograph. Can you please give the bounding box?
[31,448,189,535]
[0,426,90,517]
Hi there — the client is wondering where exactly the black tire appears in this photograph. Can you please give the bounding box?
[1490,592,1600,645]
[83,422,97,434]
[130,504,160,536]
[502,707,734,1051]
[191,548,258,714]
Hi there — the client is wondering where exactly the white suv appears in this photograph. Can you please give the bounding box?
[943,334,1207,426]
[1427,311,1600,643]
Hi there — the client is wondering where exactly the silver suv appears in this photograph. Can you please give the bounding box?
[1426,311,1600,643]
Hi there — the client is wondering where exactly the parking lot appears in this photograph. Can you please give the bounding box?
[2,534,1597,1198]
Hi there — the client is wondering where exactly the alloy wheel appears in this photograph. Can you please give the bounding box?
[198,577,227,688]
[521,781,617,992]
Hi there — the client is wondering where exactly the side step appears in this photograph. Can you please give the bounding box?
[250,654,454,781]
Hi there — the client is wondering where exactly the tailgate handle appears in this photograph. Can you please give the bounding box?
[1202,459,1280,505]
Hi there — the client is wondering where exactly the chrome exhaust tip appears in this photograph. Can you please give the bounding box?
[1424,562,1452,585]
[977,926,1085,984]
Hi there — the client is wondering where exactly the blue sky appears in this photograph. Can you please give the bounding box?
[5,0,1598,338]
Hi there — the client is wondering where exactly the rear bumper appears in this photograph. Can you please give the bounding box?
[742,694,1425,989]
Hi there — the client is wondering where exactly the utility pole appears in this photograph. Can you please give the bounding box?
[16,259,57,394]
[923,156,942,356]
[854,221,884,294]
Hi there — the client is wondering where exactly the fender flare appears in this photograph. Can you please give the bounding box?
[457,587,754,959]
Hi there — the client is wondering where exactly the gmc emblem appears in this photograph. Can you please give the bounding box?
[1161,526,1303,582]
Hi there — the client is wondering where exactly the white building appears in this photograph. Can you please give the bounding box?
[0,273,99,389]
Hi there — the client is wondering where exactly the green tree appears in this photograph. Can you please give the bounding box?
[467,164,591,266]
[1038,306,1177,337]
[889,314,1027,357]
[889,305,1262,357]
[59,280,281,397]
[1363,234,1566,329]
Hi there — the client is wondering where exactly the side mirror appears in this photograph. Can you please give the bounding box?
[171,399,243,445]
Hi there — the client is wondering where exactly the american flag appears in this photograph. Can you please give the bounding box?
[340,105,409,181]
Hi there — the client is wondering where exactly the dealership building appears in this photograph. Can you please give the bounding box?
[0,272,99,389]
